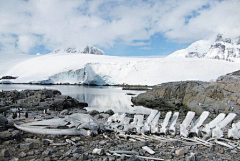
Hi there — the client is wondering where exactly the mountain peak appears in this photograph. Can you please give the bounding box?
[168,34,240,62]
[51,45,104,55]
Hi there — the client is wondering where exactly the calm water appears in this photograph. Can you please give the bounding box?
[0,84,152,114]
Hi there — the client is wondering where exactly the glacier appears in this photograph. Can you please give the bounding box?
[1,45,240,86]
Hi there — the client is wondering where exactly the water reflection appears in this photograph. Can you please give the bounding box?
[0,84,152,114]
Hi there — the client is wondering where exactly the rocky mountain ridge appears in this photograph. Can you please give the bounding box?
[51,45,104,55]
[168,34,240,62]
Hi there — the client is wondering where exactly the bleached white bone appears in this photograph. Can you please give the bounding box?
[228,121,240,139]
[180,111,195,137]
[142,110,159,134]
[146,110,159,124]
[150,112,160,134]
[160,111,172,134]
[14,123,91,136]
[14,113,100,136]
[201,113,226,138]
[169,112,179,136]
[190,111,209,136]
[142,146,155,154]
[92,148,105,155]
[130,115,144,134]
[107,113,120,124]
[212,113,237,138]
[136,115,144,134]
[19,118,67,127]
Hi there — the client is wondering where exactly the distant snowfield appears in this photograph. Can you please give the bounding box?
[1,53,240,85]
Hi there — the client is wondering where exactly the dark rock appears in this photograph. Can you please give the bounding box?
[42,139,50,146]
[0,149,10,157]
[0,116,8,131]
[104,109,114,115]
[0,130,22,141]
[20,142,34,150]
[89,110,99,116]
[79,153,88,160]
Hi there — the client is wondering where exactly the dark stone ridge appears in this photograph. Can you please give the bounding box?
[0,89,88,111]
[0,76,18,80]
[132,70,240,116]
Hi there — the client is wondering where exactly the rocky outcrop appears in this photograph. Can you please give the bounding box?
[0,89,88,111]
[51,45,104,55]
[132,70,240,116]
[168,34,240,62]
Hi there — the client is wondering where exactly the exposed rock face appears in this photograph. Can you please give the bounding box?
[51,45,104,55]
[0,89,88,110]
[132,70,240,115]
[205,34,240,62]
[168,34,240,62]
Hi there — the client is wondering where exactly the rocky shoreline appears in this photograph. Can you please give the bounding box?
[0,80,240,160]
[132,70,240,118]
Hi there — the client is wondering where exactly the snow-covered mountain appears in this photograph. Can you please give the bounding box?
[1,52,240,85]
[168,34,240,62]
[167,39,212,58]
[51,45,104,55]
[1,41,240,85]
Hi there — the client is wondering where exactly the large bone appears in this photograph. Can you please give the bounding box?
[169,112,179,136]
[190,111,209,136]
[14,123,91,136]
[160,111,172,134]
[150,112,161,134]
[142,110,159,134]
[201,113,226,138]
[212,113,237,138]
[180,111,195,137]
[19,118,67,127]
[130,115,144,134]
[228,121,240,139]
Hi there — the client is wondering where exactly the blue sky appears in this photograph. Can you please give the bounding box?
[0,0,240,56]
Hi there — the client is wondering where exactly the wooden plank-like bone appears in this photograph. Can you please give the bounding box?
[150,112,160,134]
[180,111,195,137]
[201,113,226,138]
[142,110,159,134]
[212,113,237,138]
[190,111,209,136]
[228,121,240,139]
[160,111,172,134]
[169,112,179,136]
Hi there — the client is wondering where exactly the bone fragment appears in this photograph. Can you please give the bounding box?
[228,121,240,139]
[160,111,172,134]
[92,148,105,155]
[215,139,234,149]
[142,146,155,154]
[66,139,76,145]
[109,150,139,155]
[212,113,237,138]
[180,111,195,137]
[169,112,179,136]
[201,113,226,138]
[190,111,209,136]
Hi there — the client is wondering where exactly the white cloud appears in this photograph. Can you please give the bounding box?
[0,0,240,54]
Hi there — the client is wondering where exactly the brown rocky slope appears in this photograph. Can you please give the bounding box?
[132,70,240,116]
